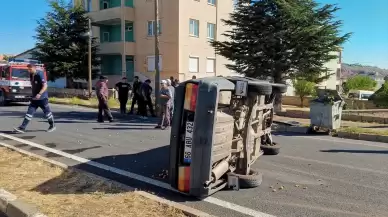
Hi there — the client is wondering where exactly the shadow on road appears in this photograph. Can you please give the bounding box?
[30,144,202,203]
[321,149,388,154]
[0,109,159,125]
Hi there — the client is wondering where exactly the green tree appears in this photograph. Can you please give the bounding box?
[293,79,316,107]
[344,75,376,92]
[372,81,388,107]
[32,0,100,86]
[210,0,351,110]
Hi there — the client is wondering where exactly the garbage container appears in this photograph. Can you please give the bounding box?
[309,89,345,133]
[169,76,287,198]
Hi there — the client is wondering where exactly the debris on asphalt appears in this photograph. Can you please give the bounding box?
[270,186,274,189]
[279,186,284,190]
[303,187,308,189]
[272,189,276,192]
[295,184,300,187]
[153,169,168,179]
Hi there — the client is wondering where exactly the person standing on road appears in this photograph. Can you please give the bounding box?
[155,80,172,130]
[170,76,176,87]
[14,64,56,133]
[138,79,155,119]
[115,77,131,114]
[129,76,142,115]
[144,79,156,117]
[96,75,114,123]
[166,79,175,123]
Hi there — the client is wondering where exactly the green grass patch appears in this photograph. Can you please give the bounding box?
[338,127,388,136]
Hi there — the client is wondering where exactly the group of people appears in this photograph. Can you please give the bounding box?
[95,75,180,130]
[13,63,183,133]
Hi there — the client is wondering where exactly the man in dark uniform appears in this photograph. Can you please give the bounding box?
[14,64,56,133]
[129,76,142,115]
[115,77,131,114]
[95,75,114,122]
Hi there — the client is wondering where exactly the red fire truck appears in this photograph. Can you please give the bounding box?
[0,59,47,106]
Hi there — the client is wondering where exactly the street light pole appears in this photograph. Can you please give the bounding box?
[154,0,160,115]
[88,18,92,98]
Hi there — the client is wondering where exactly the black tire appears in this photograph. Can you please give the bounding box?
[261,143,280,155]
[248,82,272,95]
[228,169,263,188]
[225,77,272,95]
[271,83,287,94]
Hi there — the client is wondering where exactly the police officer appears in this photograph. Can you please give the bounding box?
[115,77,131,114]
[96,75,114,122]
[14,64,56,133]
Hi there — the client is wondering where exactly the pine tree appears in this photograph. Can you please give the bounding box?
[32,0,100,85]
[211,0,351,108]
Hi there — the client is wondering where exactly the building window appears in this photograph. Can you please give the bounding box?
[126,24,133,32]
[207,23,216,40]
[147,55,163,72]
[189,19,199,37]
[103,0,109,9]
[208,0,216,5]
[189,56,199,73]
[147,20,161,36]
[102,32,110,42]
[206,58,215,73]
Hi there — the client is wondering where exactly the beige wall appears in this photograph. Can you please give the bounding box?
[178,0,233,81]
[88,0,234,83]
[285,51,341,96]
[133,0,180,82]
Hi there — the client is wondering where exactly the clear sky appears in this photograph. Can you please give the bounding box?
[1,0,387,68]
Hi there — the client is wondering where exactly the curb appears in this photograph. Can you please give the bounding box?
[0,189,47,217]
[0,143,214,217]
[337,131,388,143]
[272,124,388,143]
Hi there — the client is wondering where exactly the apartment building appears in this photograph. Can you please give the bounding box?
[284,50,343,96]
[74,0,234,85]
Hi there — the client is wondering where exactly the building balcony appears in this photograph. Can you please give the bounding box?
[98,42,135,55]
[88,7,134,25]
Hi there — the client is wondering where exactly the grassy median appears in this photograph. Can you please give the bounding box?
[338,127,388,136]
[49,97,132,109]
[0,147,185,217]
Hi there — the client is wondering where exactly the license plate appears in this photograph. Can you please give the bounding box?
[15,96,25,98]
[183,121,194,164]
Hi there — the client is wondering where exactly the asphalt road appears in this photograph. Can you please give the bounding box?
[0,103,388,217]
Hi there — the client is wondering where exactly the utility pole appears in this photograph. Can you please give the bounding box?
[88,18,92,98]
[154,0,160,115]
[121,0,126,78]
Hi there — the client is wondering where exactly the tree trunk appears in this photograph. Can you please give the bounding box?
[66,77,75,89]
[300,96,304,108]
[273,73,284,113]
